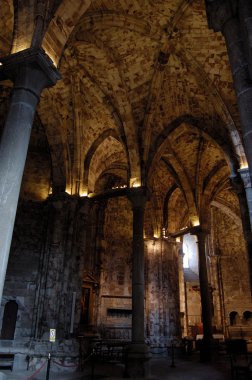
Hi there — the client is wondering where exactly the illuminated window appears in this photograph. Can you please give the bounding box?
[182,234,198,274]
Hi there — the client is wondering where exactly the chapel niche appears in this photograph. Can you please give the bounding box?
[79,272,99,335]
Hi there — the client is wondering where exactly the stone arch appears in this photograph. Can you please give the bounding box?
[171,42,247,169]
[148,117,239,225]
[147,115,239,177]
[42,0,91,66]
[1,0,14,55]
[243,310,252,324]
[229,311,239,326]
[71,34,141,186]
[163,184,178,230]
[11,0,34,53]
[83,130,126,194]
[211,201,242,227]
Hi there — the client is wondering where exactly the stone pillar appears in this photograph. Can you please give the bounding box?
[205,0,252,178]
[0,47,60,304]
[210,255,227,335]
[230,173,252,292]
[238,168,252,228]
[126,187,151,378]
[178,247,187,337]
[239,0,252,80]
[194,229,213,341]
[192,228,213,361]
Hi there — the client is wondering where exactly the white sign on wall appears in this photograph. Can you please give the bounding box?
[49,329,56,342]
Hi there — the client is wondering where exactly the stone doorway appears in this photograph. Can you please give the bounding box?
[1,300,18,340]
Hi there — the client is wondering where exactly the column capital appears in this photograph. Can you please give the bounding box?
[229,174,245,194]
[205,0,237,32]
[48,192,78,207]
[190,226,209,239]
[238,168,252,189]
[126,186,149,208]
[0,47,61,92]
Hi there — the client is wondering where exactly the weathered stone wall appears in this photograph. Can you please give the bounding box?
[76,198,106,332]
[211,206,252,335]
[0,196,85,370]
[1,200,46,339]
[98,196,132,340]
[3,190,252,356]
[1,195,81,342]
[98,196,181,345]
[185,283,202,336]
[145,239,180,346]
[36,195,80,340]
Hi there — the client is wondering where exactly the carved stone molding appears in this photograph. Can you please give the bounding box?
[0,47,61,88]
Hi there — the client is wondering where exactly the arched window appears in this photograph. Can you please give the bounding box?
[182,234,198,273]
[229,311,238,326]
[243,310,252,322]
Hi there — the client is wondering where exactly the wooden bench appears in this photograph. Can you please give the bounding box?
[0,353,14,370]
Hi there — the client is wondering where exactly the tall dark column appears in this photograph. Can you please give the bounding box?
[230,173,252,293]
[239,0,252,80]
[194,229,213,341]
[0,47,60,304]
[205,0,252,178]
[126,187,151,378]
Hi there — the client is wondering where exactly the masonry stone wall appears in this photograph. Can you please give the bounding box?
[211,207,252,336]
[0,196,82,369]
[97,196,180,345]
[145,239,180,346]
[98,196,132,340]
[1,196,82,340]
[2,192,252,361]
[1,200,46,339]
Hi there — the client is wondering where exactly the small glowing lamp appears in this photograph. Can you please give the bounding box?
[191,216,200,227]
[130,177,141,188]
[80,190,88,197]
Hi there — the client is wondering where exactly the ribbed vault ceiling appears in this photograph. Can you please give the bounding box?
[0,0,246,233]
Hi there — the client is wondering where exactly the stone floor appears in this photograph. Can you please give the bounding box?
[0,351,236,380]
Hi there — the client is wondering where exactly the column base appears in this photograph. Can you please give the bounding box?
[124,343,154,378]
[199,338,218,363]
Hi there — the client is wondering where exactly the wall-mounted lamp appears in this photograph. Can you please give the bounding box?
[80,191,88,197]
[191,216,200,227]
[130,177,141,188]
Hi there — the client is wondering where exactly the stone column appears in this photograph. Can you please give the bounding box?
[238,168,252,228]
[194,229,213,341]
[178,248,187,337]
[205,0,252,178]
[192,228,213,361]
[239,0,252,80]
[230,173,252,292]
[126,187,151,378]
[0,47,60,304]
